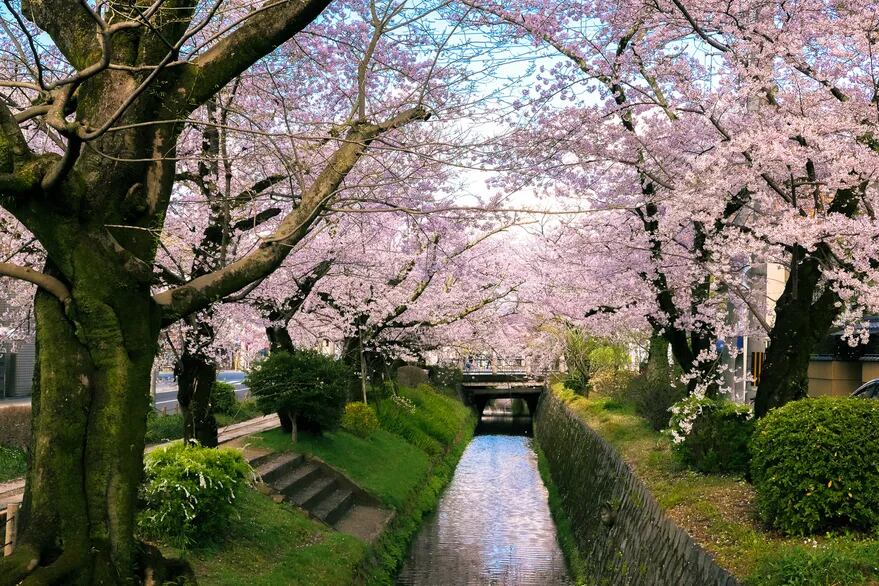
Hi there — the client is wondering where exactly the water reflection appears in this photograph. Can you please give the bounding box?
[397,415,570,585]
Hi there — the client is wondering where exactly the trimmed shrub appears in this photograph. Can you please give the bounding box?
[341,402,380,438]
[247,350,351,436]
[211,381,237,416]
[668,396,754,475]
[0,405,31,451]
[750,397,879,535]
[625,370,686,431]
[138,443,253,549]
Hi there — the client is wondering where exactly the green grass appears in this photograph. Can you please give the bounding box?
[254,427,431,509]
[246,384,477,585]
[0,444,26,482]
[550,385,879,585]
[187,488,366,586]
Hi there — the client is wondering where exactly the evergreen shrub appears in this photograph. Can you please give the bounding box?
[750,397,879,535]
[138,443,253,549]
[211,381,237,416]
[668,396,754,475]
[625,370,686,431]
[246,350,351,435]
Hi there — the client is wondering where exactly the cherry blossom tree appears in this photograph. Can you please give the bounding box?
[462,0,879,414]
[0,0,453,580]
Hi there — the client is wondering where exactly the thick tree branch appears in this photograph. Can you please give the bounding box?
[154,106,430,323]
[0,262,70,302]
[179,0,332,110]
[19,0,101,70]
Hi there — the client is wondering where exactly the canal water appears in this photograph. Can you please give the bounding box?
[396,410,571,585]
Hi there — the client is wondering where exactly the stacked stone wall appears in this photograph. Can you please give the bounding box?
[535,392,738,586]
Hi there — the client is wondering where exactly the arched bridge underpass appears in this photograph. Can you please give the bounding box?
[461,370,546,417]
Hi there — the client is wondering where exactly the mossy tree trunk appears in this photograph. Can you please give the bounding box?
[4,260,163,584]
[0,2,426,579]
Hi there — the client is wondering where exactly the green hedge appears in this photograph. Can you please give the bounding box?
[750,397,879,535]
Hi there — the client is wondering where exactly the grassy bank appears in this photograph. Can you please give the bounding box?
[194,384,475,585]
[187,489,365,585]
[551,386,879,585]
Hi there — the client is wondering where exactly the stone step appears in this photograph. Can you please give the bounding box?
[289,476,336,510]
[275,462,321,496]
[312,488,354,526]
[254,453,303,484]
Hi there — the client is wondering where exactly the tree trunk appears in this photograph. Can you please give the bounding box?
[176,352,219,447]
[1,286,188,584]
[289,411,298,444]
[266,325,295,353]
[754,251,840,417]
[359,332,368,404]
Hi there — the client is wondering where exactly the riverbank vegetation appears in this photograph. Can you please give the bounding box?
[552,385,879,585]
[188,384,474,584]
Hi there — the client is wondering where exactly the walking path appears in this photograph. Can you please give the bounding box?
[0,414,281,509]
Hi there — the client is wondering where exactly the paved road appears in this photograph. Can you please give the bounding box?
[153,370,249,413]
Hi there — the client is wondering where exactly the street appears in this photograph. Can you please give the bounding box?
[153,370,249,413]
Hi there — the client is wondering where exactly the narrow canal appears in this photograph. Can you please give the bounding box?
[397,407,571,585]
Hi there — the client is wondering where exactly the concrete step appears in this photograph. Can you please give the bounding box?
[312,488,354,526]
[275,462,321,496]
[254,453,303,484]
[289,476,336,510]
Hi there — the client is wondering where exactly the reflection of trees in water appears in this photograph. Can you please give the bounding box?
[397,436,570,585]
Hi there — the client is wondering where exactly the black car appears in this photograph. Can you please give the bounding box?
[852,379,879,399]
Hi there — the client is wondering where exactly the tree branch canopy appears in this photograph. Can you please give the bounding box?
[153,106,430,324]
[180,0,333,110]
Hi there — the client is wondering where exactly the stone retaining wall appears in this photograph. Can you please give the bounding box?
[535,392,738,586]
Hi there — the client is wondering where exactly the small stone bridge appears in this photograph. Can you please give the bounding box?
[461,367,546,416]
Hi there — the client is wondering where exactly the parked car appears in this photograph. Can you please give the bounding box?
[851,379,879,399]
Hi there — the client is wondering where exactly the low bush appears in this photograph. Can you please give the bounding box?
[247,350,351,438]
[138,443,253,549]
[590,368,633,399]
[375,385,471,456]
[750,397,879,535]
[341,402,380,438]
[0,405,31,451]
[145,410,184,444]
[624,370,686,431]
[563,371,589,395]
[667,396,754,475]
[211,381,237,416]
